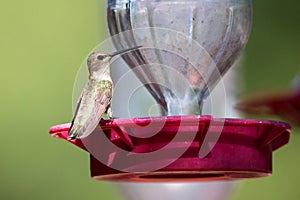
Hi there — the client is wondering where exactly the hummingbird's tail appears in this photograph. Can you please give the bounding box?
[68,124,78,140]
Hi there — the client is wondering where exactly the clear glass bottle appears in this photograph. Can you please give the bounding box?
[107,0,252,116]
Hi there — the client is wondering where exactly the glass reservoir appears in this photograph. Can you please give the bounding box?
[107,0,252,116]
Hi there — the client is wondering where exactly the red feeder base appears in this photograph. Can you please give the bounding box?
[49,116,290,182]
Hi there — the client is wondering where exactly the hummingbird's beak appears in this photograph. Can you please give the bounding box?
[111,45,143,58]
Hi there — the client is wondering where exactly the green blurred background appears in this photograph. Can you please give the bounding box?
[1,0,300,199]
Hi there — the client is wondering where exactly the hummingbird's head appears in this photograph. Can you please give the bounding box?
[87,46,143,75]
[87,52,112,73]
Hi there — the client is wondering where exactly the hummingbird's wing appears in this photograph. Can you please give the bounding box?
[68,81,113,139]
[68,89,85,139]
[80,82,113,138]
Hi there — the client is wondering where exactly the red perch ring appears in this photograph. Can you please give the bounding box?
[49,115,290,182]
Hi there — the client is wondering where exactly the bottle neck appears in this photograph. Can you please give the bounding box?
[159,88,207,116]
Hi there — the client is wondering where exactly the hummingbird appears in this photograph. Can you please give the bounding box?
[68,46,142,140]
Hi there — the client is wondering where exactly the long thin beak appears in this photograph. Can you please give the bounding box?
[111,45,142,57]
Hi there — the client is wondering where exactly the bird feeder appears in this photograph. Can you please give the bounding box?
[49,0,291,182]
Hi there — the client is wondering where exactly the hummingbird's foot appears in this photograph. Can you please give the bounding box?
[101,107,113,120]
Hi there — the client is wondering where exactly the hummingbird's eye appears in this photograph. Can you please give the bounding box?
[97,55,105,60]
